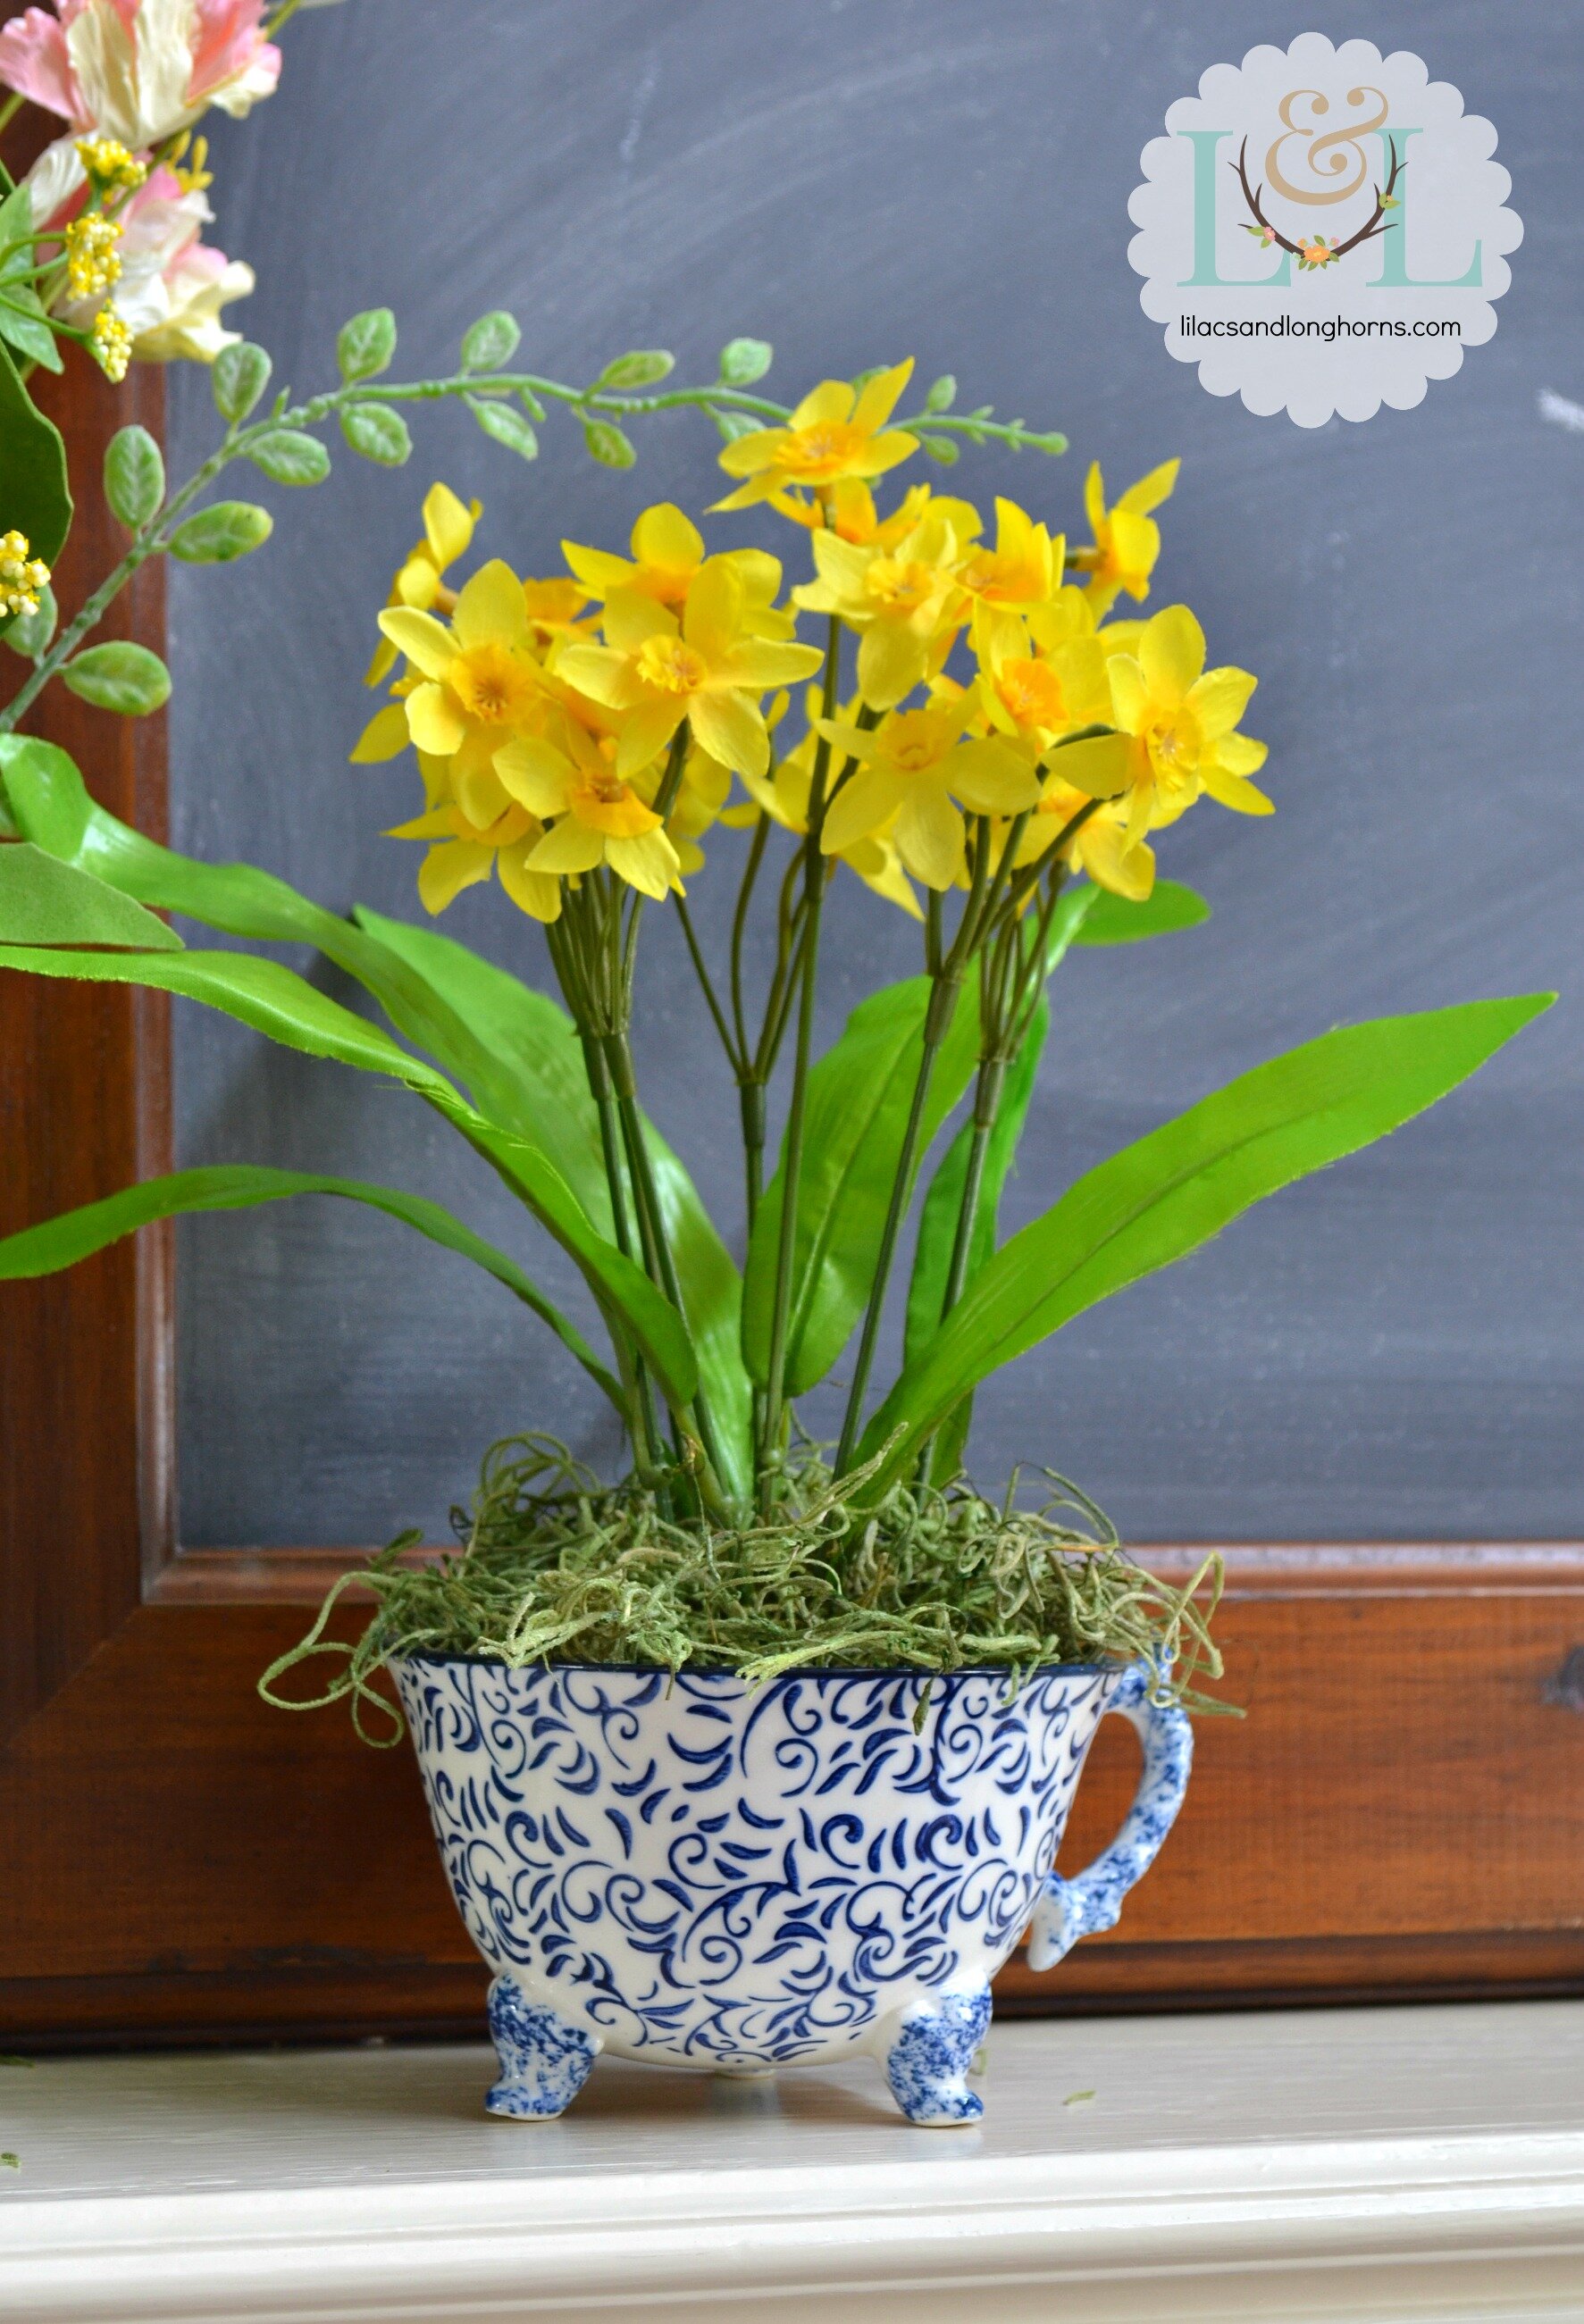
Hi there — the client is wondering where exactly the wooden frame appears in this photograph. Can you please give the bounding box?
[4,355,1584,2053]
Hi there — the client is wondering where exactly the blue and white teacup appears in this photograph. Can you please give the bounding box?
[394,1656,1190,2126]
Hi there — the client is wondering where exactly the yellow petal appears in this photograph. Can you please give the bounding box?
[417,840,493,915]
[1084,462,1105,534]
[349,702,412,764]
[1202,763,1274,815]
[851,428,919,480]
[1139,606,1205,702]
[945,738,1042,815]
[555,642,634,707]
[406,682,467,757]
[790,379,855,430]
[498,838,562,922]
[1077,817,1155,899]
[423,483,476,570]
[452,558,531,651]
[1187,665,1257,742]
[385,807,455,840]
[453,754,510,832]
[687,687,767,780]
[1044,731,1132,799]
[683,556,745,660]
[528,816,608,875]
[395,556,440,610]
[632,500,704,571]
[602,588,675,653]
[717,424,792,480]
[606,826,682,901]
[856,620,927,711]
[717,637,824,692]
[851,358,914,434]
[378,607,455,681]
[615,698,686,779]
[821,764,902,855]
[1117,457,1179,518]
[1215,731,1268,776]
[894,782,966,890]
[493,736,572,817]
[562,540,633,599]
[1106,655,1148,732]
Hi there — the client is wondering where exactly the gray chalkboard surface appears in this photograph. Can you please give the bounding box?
[166,0,1581,1549]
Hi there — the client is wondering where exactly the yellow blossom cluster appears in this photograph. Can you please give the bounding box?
[0,529,50,621]
[75,137,147,194]
[89,301,131,381]
[64,213,122,299]
[355,360,1269,924]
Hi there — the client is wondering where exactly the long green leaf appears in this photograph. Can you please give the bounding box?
[0,1165,623,1411]
[0,941,699,1414]
[0,843,182,949]
[355,907,753,1507]
[1069,879,1210,946]
[741,974,980,1396]
[856,996,1554,1496]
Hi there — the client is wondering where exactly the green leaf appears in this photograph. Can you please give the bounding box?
[0,939,700,1416]
[856,996,1556,1495]
[742,974,979,1396]
[212,340,272,423]
[336,306,396,384]
[903,999,1049,1480]
[0,1165,623,1415]
[596,348,675,390]
[0,843,181,950]
[1071,879,1211,946]
[168,501,273,563]
[0,337,71,648]
[465,394,537,462]
[339,403,412,466]
[460,310,521,372]
[924,373,957,413]
[0,736,90,854]
[247,429,331,486]
[104,424,165,529]
[718,337,773,385]
[0,286,62,372]
[60,641,171,715]
[918,434,960,465]
[582,417,635,470]
[354,907,752,1507]
[4,581,55,659]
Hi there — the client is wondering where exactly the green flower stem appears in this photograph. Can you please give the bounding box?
[758,614,842,1501]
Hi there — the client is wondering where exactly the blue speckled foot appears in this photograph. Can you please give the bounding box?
[880,1987,993,2127]
[484,1974,599,2120]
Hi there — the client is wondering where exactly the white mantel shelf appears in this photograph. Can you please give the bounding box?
[4,2002,1584,2323]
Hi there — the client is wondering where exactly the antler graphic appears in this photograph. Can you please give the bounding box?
[1232,136,1403,269]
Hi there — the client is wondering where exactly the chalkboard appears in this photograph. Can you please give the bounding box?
[165,0,1582,1549]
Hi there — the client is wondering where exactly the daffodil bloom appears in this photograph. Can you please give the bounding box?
[976,618,1114,753]
[555,556,822,782]
[377,558,545,763]
[792,504,966,710]
[363,483,480,690]
[713,360,918,513]
[952,496,1066,656]
[1018,781,1157,900]
[726,691,922,919]
[816,693,1041,890]
[1071,458,1179,619]
[1106,605,1266,845]
[521,575,593,649]
[639,739,733,874]
[564,501,792,639]
[494,717,682,902]
[387,790,560,923]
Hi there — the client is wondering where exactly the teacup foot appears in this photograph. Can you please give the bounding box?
[484,1973,599,2120]
[879,1987,993,2126]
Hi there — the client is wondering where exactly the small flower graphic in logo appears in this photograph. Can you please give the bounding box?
[1234,131,1404,268]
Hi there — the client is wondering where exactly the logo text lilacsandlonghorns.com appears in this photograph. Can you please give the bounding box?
[1178,314,1463,343]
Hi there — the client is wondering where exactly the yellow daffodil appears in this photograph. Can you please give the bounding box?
[387,790,561,923]
[376,559,544,764]
[1072,459,1179,618]
[494,717,682,901]
[364,484,481,689]
[564,500,793,642]
[1106,605,1268,845]
[1018,782,1157,900]
[727,690,922,918]
[976,619,1114,753]
[555,556,822,782]
[816,693,1041,890]
[792,504,967,710]
[953,497,1065,656]
[714,361,918,513]
[522,575,594,648]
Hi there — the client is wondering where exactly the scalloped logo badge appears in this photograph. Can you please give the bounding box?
[1128,35,1521,426]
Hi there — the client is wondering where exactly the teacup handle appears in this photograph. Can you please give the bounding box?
[1026,1662,1194,1971]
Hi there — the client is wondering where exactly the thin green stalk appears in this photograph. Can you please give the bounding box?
[759,615,842,1500]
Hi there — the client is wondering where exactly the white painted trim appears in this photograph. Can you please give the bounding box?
[4,2004,1584,2322]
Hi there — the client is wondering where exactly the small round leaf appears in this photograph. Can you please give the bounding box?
[168,501,274,564]
[924,372,957,414]
[336,306,396,385]
[460,310,521,372]
[61,641,172,716]
[212,341,272,424]
[717,337,773,385]
[103,424,164,530]
[596,348,674,390]
[918,433,960,465]
[339,403,412,466]
[465,395,538,462]
[246,429,330,487]
[582,417,635,470]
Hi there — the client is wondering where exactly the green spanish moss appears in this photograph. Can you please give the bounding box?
[259,1434,1228,1746]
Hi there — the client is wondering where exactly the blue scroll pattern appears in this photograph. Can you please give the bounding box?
[394,1659,1124,2069]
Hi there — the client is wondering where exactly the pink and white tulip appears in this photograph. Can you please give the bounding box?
[0,0,281,149]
